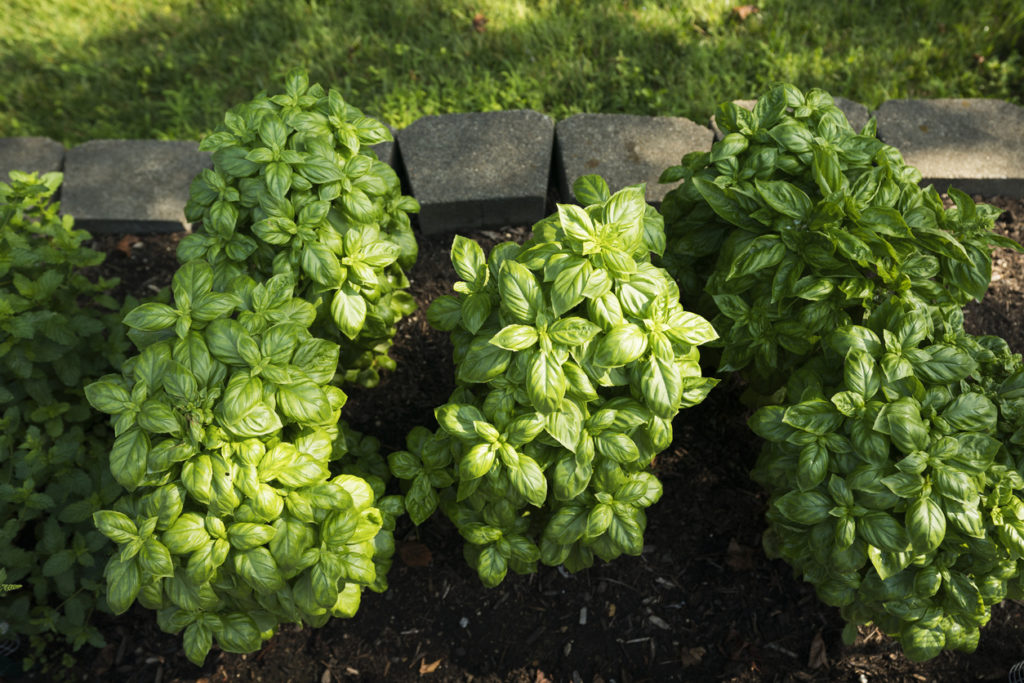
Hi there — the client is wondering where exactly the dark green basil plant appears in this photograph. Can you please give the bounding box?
[178,69,420,388]
[751,299,1024,661]
[389,177,718,586]
[659,83,1021,398]
[86,263,400,666]
[0,172,128,658]
[658,84,1024,662]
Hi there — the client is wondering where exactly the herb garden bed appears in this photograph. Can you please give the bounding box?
[58,194,1024,683]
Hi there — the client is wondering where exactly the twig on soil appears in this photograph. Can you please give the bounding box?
[765,641,799,658]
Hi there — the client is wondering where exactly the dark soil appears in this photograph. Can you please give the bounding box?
[32,196,1024,683]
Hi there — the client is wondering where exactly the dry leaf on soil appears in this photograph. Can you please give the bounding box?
[808,631,828,669]
[115,234,139,256]
[399,541,433,567]
[725,538,755,571]
[681,646,707,667]
[419,658,442,674]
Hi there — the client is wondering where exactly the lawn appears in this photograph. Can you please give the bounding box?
[0,0,1021,145]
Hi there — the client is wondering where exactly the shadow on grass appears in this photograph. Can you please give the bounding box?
[0,0,1020,144]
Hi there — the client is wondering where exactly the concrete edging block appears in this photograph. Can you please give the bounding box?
[396,110,554,234]
[555,114,713,207]
[0,137,65,181]
[876,98,1024,197]
[61,140,212,234]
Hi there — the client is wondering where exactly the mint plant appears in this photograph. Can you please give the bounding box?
[178,69,420,388]
[659,83,1021,396]
[389,177,718,586]
[0,172,128,653]
[86,263,399,665]
[750,298,1024,661]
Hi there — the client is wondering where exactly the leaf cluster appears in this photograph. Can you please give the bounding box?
[0,172,129,653]
[389,177,718,586]
[660,83,1024,662]
[659,83,1020,395]
[178,69,421,388]
[750,299,1024,661]
[86,262,401,665]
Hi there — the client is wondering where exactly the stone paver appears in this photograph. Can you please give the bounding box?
[710,97,871,139]
[396,110,553,233]
[556,114,713,207]
[0,137,65,182]
[876,98,1024,197]
[62,140,212,233]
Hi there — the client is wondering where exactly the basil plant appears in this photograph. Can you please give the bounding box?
[659,83,1021,396]
[0,172,128,653]
[389,177,718,586]
[85,262,400,665]
[750,297,1024,661]
[179,69,420,388]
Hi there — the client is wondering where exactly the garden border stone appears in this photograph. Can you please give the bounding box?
[3,96,1024,236]
[396,109,554,234]
[554,113,713,207]
[61,140,212,234]
[875,98,1024,198]
[0,137,65,181]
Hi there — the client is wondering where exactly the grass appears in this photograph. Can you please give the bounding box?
[0,0,1022,145]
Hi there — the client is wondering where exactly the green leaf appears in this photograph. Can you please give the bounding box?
[783,400,842,436]
[459,443,496,480]
[859,511,910,553]
[558,203,596,241]
[774,490,831,525]
[451,235,487,286]
[85,379,131,414]
[596,432,640,463]
[94,510,139,545]
[302,242,344,287]
[104,555,141,614]
[436,403,487,440]
[426,295,462,331]
[528,350,567,413]
[548,317,601,347]
[139,538,174,579]
[233,547,284,593]
[490,324,538,351]
[227,523,277,551]
[265,161,293,197]
[727,235,787,280]
[163,513,210,554]
[640,355,682,419]
[109,429,149,491]
[941,393,997,433]
[331,288,367,341]
[901,624,945,662]
[906,497,946,554]
[278,381,331,424]
[183,621,213,666]
[573,174,611,205]
[510,455,547,507]
[476,544,508,588]
[461,293,491,334]
[456,335,512,383]
[754,179,812,219]
[216,613,262,654]
[593,324,648,367]
[499,261,541,324]
[124,302,178,331]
